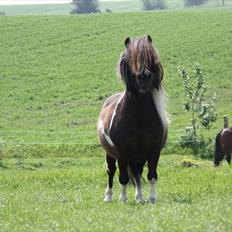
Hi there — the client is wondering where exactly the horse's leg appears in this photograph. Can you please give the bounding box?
[104,154,116,202]
[214,151,223,166]
[226,152,231,165]
[118,159,129,203]
[147,151,160,203]
[129,161,145,203]
[214,132,222,166]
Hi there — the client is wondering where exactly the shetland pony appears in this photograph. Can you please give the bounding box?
[97,35,169,203]
[214,128,232,166]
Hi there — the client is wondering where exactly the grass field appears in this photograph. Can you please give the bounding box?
[1,8,232,157]
[0,7,232,231]
[1,155,232,231]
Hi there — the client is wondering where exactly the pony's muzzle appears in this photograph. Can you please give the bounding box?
[137,71,153,92]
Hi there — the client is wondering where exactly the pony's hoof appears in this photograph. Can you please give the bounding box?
[119,195,127,203]
[104,188,113,202]
[104,195,113,202]
[149,196,157,204]
[135,194,145,204]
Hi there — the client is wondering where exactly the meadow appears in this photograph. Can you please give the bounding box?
[1,155,232,231]
[0,7,232,231]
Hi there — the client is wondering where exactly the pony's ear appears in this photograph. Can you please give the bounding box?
[147,35,152,43]
[124,37,131,48]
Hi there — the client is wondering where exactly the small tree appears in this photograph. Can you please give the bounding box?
[141,0,167,10]
[71,0,99,14]
[178,63,217,146]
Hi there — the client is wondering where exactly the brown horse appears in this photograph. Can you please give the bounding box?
[97,35,169,203]
[214,128,232,166]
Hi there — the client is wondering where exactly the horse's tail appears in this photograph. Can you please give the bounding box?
[214,130,222,166]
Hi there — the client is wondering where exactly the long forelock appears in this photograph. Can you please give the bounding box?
[127,38,159,74]
[117,37,161,83]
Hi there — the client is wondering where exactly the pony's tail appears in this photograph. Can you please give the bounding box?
[214,131,222,166]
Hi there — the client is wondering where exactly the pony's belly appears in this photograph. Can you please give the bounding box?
[112,128,163,160]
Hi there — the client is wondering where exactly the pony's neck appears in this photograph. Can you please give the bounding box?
[123,90,155,112]
[125,90,153,102]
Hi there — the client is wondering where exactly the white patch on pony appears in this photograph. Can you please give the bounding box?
[109,91,125,131]
[152,86,170,132]
[104,187,113,202]
[97,120,115,147]
[149,178,157,204]
[119,184,127,203]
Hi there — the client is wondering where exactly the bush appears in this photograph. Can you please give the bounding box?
[141,0,167,10]
[71,0,100,14]
[184,0,208,7]
[179,128,214,159]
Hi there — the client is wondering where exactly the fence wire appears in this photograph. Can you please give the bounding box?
[0,128,218,146]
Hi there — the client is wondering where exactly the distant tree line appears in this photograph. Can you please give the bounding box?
[70,0,210,14]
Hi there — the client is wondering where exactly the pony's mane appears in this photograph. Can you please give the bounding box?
[117,36,163,89]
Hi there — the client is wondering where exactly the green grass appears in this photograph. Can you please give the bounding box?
[1,155,232,231]
[1,8,232,157]
[1,8,232,230]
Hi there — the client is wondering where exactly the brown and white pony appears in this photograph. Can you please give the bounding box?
[214,128,232,166]
[97,35,169,203]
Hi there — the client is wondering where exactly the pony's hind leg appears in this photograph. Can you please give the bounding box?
[104,154,116,202]
[226,152,231,165]
[214,132,223,166]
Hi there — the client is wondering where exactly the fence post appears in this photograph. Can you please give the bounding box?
[223,115,228,128]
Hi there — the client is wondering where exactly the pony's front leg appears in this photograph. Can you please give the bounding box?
[148,178,157,204]
[118,160,129,203]
[104,154,116,202]
[130,161,145,203]
[147,152,160,204]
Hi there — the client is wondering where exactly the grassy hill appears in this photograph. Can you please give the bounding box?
[1,8,232,158]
